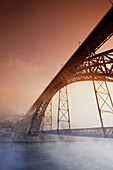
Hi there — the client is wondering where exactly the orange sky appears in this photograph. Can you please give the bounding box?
[0,0,113,126]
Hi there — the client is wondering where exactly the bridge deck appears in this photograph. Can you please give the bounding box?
[30,127,113,138]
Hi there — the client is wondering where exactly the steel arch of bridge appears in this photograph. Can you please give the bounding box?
[24,7,113,136]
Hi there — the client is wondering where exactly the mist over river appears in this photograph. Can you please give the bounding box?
[0,137,113,170]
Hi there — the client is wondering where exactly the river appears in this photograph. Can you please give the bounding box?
[0,137,113,170]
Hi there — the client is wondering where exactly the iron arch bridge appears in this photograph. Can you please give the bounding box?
[21,7,113,138]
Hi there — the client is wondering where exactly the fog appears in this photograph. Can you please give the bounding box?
[0,137,113,170]
[43,137,113,170]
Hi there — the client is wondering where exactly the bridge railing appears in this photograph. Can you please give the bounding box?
[30,127,113,138]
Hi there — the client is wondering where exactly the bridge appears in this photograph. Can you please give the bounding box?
[19,6,113,139]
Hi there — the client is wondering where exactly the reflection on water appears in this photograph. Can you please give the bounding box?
[0,137,113,170]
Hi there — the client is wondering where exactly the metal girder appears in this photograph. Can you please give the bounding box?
[24,7,113,136]
[57,86,70,134]
[41,100,52,131]
[93,80,113,136]
[66,49,113,83]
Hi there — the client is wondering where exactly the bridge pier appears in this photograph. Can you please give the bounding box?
[93,80,113,137]
[57,86,70,134]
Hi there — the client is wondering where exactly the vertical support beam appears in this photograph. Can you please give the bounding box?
[93,80,113,137]
[41,100,52,131]
[105,81,113,108]
[57,85,70,134]
[93,80,104,128]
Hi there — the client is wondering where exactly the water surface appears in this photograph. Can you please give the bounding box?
[0,137,113,170]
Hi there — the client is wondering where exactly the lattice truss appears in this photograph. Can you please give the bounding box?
[28,100,50,133]
[57,86,70,130]
[53,127,113,138]
[93,80,113,127]
[66,49,113,83]
[40,100,52,130]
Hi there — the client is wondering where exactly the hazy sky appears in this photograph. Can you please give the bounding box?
[0,0,113,127]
